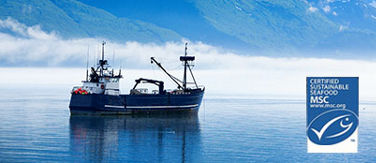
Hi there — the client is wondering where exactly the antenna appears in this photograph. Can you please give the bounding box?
[86,46,89,82]
[93,45,96,67]
[113,49,115,67]
[183,42,188,89]
[101,41,106,61]
[185,42,188,56]
[95,45,98,65]
[119,65,122,76]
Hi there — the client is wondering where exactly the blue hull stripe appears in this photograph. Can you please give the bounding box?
[126,104,198,109]
[104,105,124,108]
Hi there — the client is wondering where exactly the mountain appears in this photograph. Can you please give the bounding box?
[1,0,376,56]
[77,0,376,55]
[0,0,181,43]
[76,0,251,51]
[306,0,376,55]
[308,0,376,32]
[194,0,338,51]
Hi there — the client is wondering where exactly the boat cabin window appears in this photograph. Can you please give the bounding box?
[136,88,148,94]
[102,78,119,83]
[110,78,119,82]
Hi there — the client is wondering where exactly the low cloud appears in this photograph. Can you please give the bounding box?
[1,18,376,99]
[0,18,237,68]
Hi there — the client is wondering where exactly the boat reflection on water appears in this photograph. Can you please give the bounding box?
[69,112,202,162]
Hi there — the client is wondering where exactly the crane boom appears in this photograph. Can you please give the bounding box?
[150,57,183,89]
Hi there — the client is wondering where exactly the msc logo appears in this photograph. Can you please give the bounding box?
[310,96,329,104]
[307,109,358,145]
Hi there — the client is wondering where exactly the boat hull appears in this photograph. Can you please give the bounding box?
[69,90,204,115]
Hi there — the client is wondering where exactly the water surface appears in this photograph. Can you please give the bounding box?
[0,85,375,162]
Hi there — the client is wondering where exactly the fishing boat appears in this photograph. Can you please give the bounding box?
[69,42,205,114]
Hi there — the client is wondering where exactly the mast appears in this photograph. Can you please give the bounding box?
[100,41,106,76]
[101,41,105,61]
[179,43,197,90]
[183,43,188,90]
[86,46,89,81]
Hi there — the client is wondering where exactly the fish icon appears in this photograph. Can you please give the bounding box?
[311,114,353,140]
[307,109,358,145]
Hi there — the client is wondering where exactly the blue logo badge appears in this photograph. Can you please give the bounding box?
[307,109,358,145]
[307,77,358,152]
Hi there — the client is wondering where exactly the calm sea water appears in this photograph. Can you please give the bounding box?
[0,85,376,162]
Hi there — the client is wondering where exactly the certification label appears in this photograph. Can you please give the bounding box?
[306,77,358,153]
